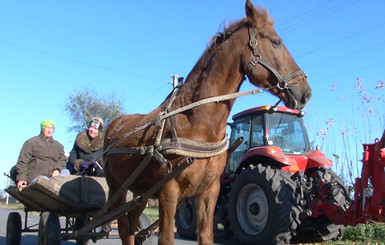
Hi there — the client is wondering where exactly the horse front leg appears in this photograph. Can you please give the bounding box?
[115,193,132,245]
[158,180,179,245]
[195,179,221,245]
[127,200,148,245]
[116,193,147,245]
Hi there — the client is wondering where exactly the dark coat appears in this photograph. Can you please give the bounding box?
[67,130,104,176]
[16,133,67,183]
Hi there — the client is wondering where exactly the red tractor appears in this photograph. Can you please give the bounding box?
[175,105,385,244]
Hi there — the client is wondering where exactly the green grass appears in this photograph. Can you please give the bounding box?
[338,223,385,244]
[143,207,159,222]
[1,203,41,216]
[303,223,385,245]
[0,203,24,210]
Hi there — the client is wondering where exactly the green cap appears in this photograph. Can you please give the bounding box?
[41,119,55,131]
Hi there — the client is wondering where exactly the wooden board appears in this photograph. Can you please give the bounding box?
[6,175,109,214]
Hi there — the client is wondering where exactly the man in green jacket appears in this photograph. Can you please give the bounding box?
[15,119,69,189]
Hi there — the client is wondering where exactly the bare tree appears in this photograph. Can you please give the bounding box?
[65,88,125,134]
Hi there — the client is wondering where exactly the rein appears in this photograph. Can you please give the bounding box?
[245,27,307,90]
[104,88,262,156]
[95,24,299,220]
[104,25,303,171]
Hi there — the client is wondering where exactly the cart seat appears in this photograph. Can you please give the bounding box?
[6,175,109,215]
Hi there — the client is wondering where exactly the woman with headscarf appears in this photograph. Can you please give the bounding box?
[15,119,69,189]
[67,117,105,176]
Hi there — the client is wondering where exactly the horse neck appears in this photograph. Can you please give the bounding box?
[174,30,246,140]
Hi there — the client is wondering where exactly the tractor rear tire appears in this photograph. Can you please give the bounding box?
[226,164,301,245]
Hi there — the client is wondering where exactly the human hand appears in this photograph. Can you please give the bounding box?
[90,161,102,169]
[80,161,90,170]
[51,169,60,177]
[88,161,96,169]
[17,180,27,190]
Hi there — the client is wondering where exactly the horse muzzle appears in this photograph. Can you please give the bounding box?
[281,73,312,110]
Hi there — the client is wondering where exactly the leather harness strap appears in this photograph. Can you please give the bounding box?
[104,88,261,157]
[159,136,228,158]
[246,27,307,90]
[105,25,307,170]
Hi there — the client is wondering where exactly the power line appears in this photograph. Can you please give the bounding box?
[303,41,385,69]
[295,21,385,59]
[312,60,385,82]
[275,1,332,28]
[0,40,165,84]
[273,0,385,83]
[278,1,360,34]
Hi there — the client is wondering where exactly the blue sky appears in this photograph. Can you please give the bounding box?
[0,1,384,189]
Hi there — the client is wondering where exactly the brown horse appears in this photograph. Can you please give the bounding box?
[104,1,311,244]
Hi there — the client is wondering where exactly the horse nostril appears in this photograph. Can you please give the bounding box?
[303,90,312,103]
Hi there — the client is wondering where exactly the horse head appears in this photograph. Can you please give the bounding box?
[243,0,311,109]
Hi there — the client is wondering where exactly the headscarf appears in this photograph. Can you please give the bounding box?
[41,119,55,131]
[89,117,104,130]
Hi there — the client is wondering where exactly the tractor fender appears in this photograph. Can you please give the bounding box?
[238,147,333,173]
[240,146,297,167]
[306,150,333,168]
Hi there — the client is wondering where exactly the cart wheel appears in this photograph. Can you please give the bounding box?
[74,218,90,245]
[38,212,61,245]
[6,212,22,245]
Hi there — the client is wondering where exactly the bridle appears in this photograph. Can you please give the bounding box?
[245,27,307,91]
[104,26,309,167]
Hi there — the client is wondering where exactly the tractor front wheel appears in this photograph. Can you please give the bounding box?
[227,164,300,245]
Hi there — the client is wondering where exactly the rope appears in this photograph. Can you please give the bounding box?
[104,88,262,154]
[159,88,261,120]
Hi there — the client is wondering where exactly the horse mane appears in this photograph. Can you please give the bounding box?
[160,6,273,105]
[208,6,272,50]
[179,19,248,89]
[202,19,248,67]
[188,6,272,80]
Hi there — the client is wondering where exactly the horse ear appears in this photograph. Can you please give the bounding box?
[245,0,259,27]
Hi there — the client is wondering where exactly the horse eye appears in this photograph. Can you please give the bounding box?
[272,40,282,47]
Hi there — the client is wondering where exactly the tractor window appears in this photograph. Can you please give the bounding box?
[267,113,309,154]
[250,115,264,148]
[228,119,250,175]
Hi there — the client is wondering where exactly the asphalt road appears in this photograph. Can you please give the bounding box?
[0,206,235,244]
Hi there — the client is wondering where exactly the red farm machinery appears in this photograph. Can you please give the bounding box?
[175,105,385,244]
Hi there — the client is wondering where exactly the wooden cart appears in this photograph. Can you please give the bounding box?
[5,175,155,245]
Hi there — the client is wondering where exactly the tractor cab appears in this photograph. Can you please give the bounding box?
[226,105,312,177]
